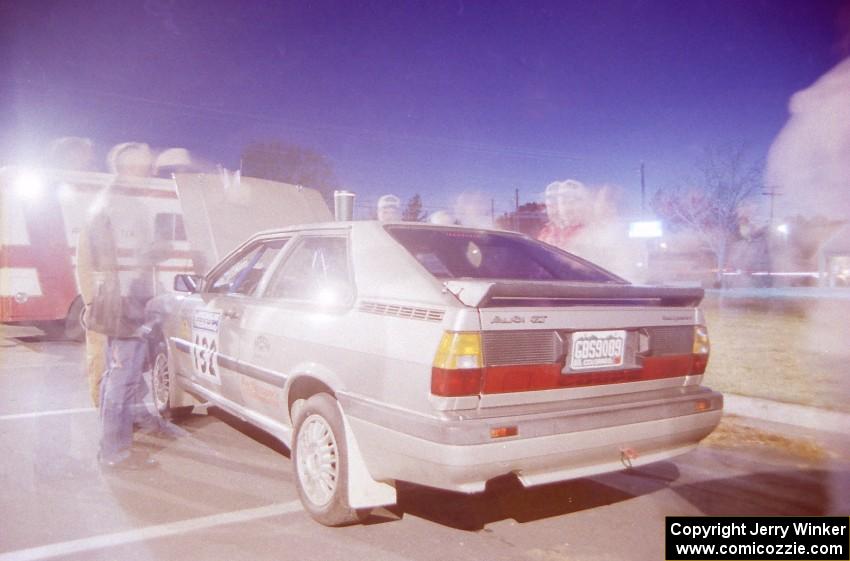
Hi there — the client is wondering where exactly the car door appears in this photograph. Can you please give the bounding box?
[236,232,354,425]
[179,238,288,404]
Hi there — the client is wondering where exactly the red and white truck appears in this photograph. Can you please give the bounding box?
[0,167,194,339]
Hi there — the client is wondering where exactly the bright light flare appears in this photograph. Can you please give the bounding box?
[315,287,338,307]
[777,223,789,235]
[14,170,45,202]
[628,220,663,238]
[57,182,74,202]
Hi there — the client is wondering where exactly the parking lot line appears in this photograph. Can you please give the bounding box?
[0,408,96,422]
[0,501,303,561]
[0,360,82,372]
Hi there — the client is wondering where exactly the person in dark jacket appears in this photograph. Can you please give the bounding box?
[83,144,185,470]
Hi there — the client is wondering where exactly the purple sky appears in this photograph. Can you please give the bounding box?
[2,0,848,216]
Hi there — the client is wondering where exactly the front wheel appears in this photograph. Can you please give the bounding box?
[292,393,365,526]
[151,342,192,421]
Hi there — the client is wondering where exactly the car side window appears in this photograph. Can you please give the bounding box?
[207,239,289,296]
[264,236,350,303]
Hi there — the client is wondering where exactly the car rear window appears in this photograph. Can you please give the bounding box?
[385,226,623,283]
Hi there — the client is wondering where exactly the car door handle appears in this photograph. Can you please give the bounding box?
[223,309,241,320]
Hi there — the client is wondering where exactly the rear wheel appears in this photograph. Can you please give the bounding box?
[292,393,365,526]
[151,342,192,421]
[63,296,85,342]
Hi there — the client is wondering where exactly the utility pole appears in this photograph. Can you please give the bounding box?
[490,198,495,223]
[761,186,783,286]
[514,188,519,231]
[762,186,782,230]
[640,161,649,280]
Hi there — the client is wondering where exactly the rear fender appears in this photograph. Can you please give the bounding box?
[283,362,346,426]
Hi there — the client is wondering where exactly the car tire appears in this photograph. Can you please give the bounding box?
[63,296,85,342]
[151,341,192,421]
[292,393,366,526]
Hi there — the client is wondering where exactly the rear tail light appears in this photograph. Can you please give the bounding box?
[431,332,484,396]
[432,326,712,397]
[692,325,710,374]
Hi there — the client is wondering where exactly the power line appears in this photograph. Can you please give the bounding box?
[4,79,585,163]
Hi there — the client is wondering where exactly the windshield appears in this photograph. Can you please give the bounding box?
[385,226,623,283]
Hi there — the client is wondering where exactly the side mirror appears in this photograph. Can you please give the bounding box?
[174,274,201,293]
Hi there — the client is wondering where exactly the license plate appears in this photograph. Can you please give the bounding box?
[568,330,627,371]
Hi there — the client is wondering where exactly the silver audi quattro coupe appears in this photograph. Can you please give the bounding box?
[146,220,722,526]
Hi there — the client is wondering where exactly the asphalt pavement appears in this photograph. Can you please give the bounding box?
[1,337,848,561]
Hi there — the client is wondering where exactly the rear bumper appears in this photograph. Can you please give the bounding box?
[340,387,722,493]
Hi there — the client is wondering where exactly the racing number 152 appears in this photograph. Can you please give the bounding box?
[193,334,218,379]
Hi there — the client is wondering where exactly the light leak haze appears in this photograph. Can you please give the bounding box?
[1,0,849,216]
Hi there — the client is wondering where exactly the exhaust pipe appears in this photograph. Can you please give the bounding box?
[333,190,355,221]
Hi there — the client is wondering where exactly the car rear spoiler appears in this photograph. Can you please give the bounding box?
[443,280,704,308]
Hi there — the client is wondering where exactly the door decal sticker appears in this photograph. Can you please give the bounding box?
[192,309,222,384]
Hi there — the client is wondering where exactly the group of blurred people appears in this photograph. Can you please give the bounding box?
[375,179,633,278]
[373,192,489,227]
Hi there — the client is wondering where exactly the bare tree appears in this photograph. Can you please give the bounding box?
[240,140,338,203]
[651,146,763,287]
[402,193,427,222]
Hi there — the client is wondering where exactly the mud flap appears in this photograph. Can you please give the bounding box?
[338,403,397,509]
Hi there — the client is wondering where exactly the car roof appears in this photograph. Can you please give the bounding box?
[246,220,523,240]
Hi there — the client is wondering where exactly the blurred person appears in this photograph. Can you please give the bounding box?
[153,147,194,178]
[555,179,591,236]
[77,143,154,407]
[78,142,183,470]
[538,180,588,248]
[76,235,108,407]
[377,194,401,221]
[453,191,492,228]
[46,136,95,171]
[728,216,770,287]
[766,57,850,221]
[106,142,154,177]
[538,180,636,279]
[567,184,634,277]
[428,210,457,225]
[538,182,562,245]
